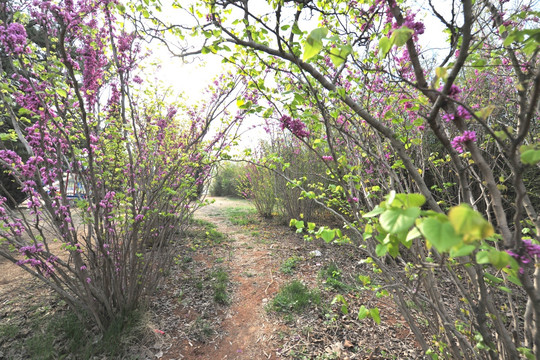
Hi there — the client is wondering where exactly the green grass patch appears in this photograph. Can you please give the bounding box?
[210,268,230,305]
[280,256,303,274]
[186,218,227,249]
[269,280,320,314]
[0,323,19,340]
[223,206,259,226]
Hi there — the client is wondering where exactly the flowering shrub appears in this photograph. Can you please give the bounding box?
[0,0,241,331]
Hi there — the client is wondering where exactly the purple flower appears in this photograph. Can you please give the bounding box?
[456,106,472,120]
[0,23,29,55]
[279,115,310,138]
[442,113,455,122]
[506,240,540,269]
[451,131,477,153]
[322,156,333,161]
[439,84,462,99]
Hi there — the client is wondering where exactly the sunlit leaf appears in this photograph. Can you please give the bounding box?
[329,45,352,67]
[380,207,420,233]
[391,26,414,47]
[358,305,369,320]
[448,204,494,243]
[303,27,328,61]
[379,36,392,58]
[419,218,462,252]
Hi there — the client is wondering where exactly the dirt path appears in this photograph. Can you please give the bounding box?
[164,197,285,360]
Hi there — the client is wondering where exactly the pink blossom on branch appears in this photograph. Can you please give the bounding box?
[279,115,310,138]
[451,130,477,153]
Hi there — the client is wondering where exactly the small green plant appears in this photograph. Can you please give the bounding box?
[270,280,320,313]
[280,256,302,274]
[190,316,215,341]
[211,268,230,305]
[205,228,226,244]
[319,263,350,291]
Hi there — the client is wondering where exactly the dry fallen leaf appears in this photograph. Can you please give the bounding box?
[344,339,354,348]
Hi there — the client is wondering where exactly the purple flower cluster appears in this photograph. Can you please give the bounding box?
[451,130,477,153]
[400,11,425,40]
[439,84,462,99]
[507,240,540,264]
[442,112,455,122]
[279,115,310,138]
[16,250,57,276]
[456,106,472,120]
[18,243,44,254]
[0,23,30,55]
[443,106,472,123]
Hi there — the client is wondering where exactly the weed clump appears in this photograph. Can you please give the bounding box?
[211,268,230,305]
[270,280,320,313]
[319,263,351,291]
[280,256,303,274]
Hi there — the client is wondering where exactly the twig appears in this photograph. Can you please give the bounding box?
[265,270,274,294]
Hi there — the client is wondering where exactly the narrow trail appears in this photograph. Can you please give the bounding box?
[177,197,284,360]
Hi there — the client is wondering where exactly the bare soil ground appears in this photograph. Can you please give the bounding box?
[0,197,423,359]
[150,197,422,360]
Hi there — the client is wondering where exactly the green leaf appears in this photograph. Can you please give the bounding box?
[494,130,507,141]
[386,190,396,206]
[483,273,503,284]
[393,193,426,208]
[474,105,496,120]
[321,228,336,243]
[476,251,490,264]
[380,207,420,233]
[358,305,369,320]
[450,244,476,257]
[303,27,328,61]
[506,274,522,286]
[329,45,352,67]
[379,37,392,58]
[370,308,381,324]
[448,204,494,243]
[292,22,303,35]
[56,88,67,97]
[476,249,513,270]
[419,218,462,252]
[520,148,540,165]
[358,275,371,286]
[391,26,414,47]
[363,205,385,218]
[435,67,447,79]
[375,243,388,257]
[503,32,517,46]
[406,227,422,242]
